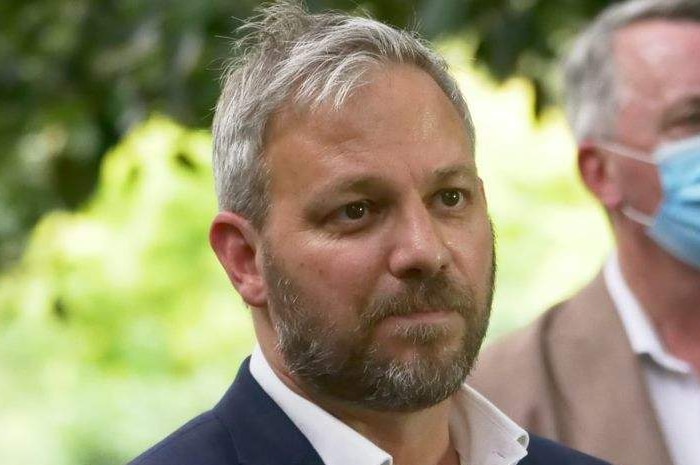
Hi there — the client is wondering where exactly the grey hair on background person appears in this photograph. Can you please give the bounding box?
[212,0,474,228]
[564,0,700,143]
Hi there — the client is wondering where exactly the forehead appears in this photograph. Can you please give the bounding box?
[262,64,475,196]
[613,19,700,105]
[612,19,700,140]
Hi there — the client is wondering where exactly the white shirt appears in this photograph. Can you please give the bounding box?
[250,346,529,465]
[605,254,700,465]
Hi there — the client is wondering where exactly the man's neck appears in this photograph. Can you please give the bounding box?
[617,232,700,371]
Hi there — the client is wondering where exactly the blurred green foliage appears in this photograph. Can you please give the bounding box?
[0,45,612,462]
[0,118,256,464]
[1,0,618,269]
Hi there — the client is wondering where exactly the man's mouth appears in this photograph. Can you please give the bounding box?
[382,309,455,324]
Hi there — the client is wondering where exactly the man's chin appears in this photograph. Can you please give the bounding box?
[367,334,466,370]
[371,315,465,354]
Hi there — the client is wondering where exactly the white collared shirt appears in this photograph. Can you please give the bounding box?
[250,346,529,465]
[605,254,700,465]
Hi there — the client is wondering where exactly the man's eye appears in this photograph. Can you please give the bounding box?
[438,189,465,208]
[341,201,370,220]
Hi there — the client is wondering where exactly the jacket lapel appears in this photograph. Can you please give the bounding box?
[213,358,325,465]
[546,273,672,465]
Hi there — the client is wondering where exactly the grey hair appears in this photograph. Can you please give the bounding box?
[563,0,700,142]
[212,0,473,228]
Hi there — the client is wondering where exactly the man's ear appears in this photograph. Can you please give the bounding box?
[577,141,622,209]
[210,212,267,308]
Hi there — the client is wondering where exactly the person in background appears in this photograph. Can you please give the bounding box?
[469,1,700,465]
[127,2,610,465]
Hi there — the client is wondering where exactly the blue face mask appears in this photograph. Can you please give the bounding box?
[603,134,700,270]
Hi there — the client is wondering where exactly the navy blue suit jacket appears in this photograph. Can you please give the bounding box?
[129,358,612,465]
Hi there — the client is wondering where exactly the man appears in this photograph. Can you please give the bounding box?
[128,2,609,465]
[469,1,700,465]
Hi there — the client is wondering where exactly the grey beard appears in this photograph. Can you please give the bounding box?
[265,254,493,412]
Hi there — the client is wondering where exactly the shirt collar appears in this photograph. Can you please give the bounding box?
[250,346,391,465]
[604,253,691,374]
[250,345,528,465]
[451,383,529,465]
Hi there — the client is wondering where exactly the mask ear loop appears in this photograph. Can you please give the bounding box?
[621,205,655,227]
[597,142,657,227]
[598,142,656,164]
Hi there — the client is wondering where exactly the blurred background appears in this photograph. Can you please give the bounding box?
[0,1,618,463]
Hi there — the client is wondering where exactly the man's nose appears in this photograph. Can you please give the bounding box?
[387,203,450,280]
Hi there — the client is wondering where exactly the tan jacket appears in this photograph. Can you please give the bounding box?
[469,273,673,465]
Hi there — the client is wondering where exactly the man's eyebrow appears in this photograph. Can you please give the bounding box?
[318,175,385,195]
[315,166,477,195]
[431,165,478,183]
[304,175,386,212]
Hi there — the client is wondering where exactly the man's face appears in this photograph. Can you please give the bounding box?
[610,19,700,217]
[259,64,494,411]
